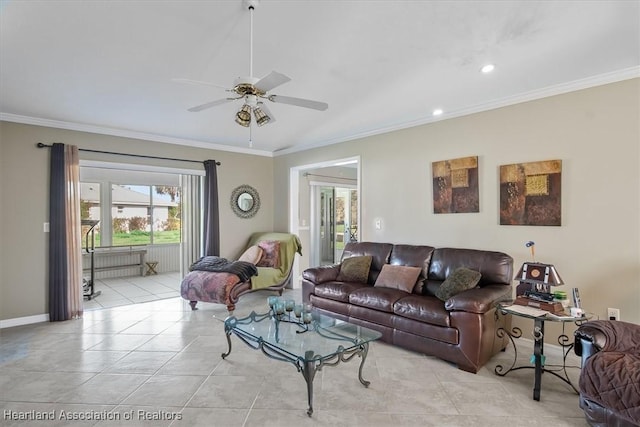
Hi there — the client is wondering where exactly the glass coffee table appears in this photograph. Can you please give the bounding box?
[221,308,382,416]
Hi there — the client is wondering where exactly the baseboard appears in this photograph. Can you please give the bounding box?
[0,313,49,329]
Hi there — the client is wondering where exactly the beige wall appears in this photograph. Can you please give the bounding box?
[0,122,274,321]
[2,79,639,331]
[275,79,640,333]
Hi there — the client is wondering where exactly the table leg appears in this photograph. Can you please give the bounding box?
[221,330,233,359]
[358,342,371,387]
[301,350,317,417]
[533,318,544,401]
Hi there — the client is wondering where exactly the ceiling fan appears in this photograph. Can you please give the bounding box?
[176,0,328,130]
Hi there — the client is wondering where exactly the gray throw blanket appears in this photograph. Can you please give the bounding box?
[189,256,258,283]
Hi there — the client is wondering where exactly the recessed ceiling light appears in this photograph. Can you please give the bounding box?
[433,109,443,116]
[481,64,495,73]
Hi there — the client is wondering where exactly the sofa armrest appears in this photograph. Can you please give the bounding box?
[445,284,512,314]
[302,264,340,284]
[574,320,640,356]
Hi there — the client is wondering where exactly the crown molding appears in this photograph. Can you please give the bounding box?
[0,113,273,157]
[274,66,640,156]
[2,67,637,158]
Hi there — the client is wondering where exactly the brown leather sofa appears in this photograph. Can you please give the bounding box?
[302,242,514,373]
[574,320,640,427]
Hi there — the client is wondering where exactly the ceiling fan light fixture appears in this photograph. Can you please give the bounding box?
[253,106,271,126]
[235,105,252,127]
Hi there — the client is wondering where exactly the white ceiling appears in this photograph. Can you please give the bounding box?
[1,1,639,156]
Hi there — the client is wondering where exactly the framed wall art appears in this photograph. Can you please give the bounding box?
[499,159,562,226]
[432,156,479,214]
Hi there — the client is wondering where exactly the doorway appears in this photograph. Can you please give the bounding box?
[289,157,360,285]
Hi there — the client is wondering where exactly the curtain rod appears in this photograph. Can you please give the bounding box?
[36,143,221,166]
[303,172,356,181]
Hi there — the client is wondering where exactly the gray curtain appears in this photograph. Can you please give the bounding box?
[203,160,220,256]
[48,143,83,321]
[49,144,68,321]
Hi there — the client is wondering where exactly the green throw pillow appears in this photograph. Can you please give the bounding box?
[337,255,373,283]
[435,267,481,301]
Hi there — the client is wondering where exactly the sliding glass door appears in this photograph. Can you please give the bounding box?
[311,185,358,266]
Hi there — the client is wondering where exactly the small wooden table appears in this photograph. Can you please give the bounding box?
[145,261,158,275]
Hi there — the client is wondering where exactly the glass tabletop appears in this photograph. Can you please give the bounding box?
[498,303,591,323]
[224,310,382,361]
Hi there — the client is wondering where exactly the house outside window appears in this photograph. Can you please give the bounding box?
[80,182,181,247]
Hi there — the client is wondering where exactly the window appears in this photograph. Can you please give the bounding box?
[80,182,101,249]
[112,184,151,245]
[152,185,182,244]
[109,184,181,246]
[80,180,181,247]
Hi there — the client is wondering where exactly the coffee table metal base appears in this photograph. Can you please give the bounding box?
[221,314,372,417]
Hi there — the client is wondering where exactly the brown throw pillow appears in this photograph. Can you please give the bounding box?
[336,255,372,283]
[374,264,422,293]
[238,245,263,264]
[256,240,280,268]
[435,267,481,301]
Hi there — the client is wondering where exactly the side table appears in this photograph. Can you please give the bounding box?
[145,261,158,276]
[495,303,590,401]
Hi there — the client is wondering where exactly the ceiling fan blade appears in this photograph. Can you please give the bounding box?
[268,95,328,111]
[172,78,229,91]
[187,98,233,112]
[254,71,291,92]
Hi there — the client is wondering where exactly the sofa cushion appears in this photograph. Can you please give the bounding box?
[429,247,513,286]
[256,240,280,267]
[580,351,640,424]
[435,267,481,301]
[389,244,435,280]
[393,295,451,327]
[238,245,263,264]
[341,242,393,282]
[314,281,369,303]
[373,264,422,293]
[337,255,372,283]
[349,287,408,313]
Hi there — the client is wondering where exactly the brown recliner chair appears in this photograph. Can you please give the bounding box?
[574,320,640,427]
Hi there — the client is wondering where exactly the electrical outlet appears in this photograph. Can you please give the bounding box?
[607,308,620,321]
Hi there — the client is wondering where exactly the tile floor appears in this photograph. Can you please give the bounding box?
[83,273,182,310]
[1,290,589,426]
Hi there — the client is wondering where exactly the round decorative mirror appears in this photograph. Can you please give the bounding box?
[230,185,260,218]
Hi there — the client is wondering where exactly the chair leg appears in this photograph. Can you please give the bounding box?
[189,301,198,310]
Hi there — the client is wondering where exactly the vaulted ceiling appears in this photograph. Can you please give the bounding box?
[1,1,638,156]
